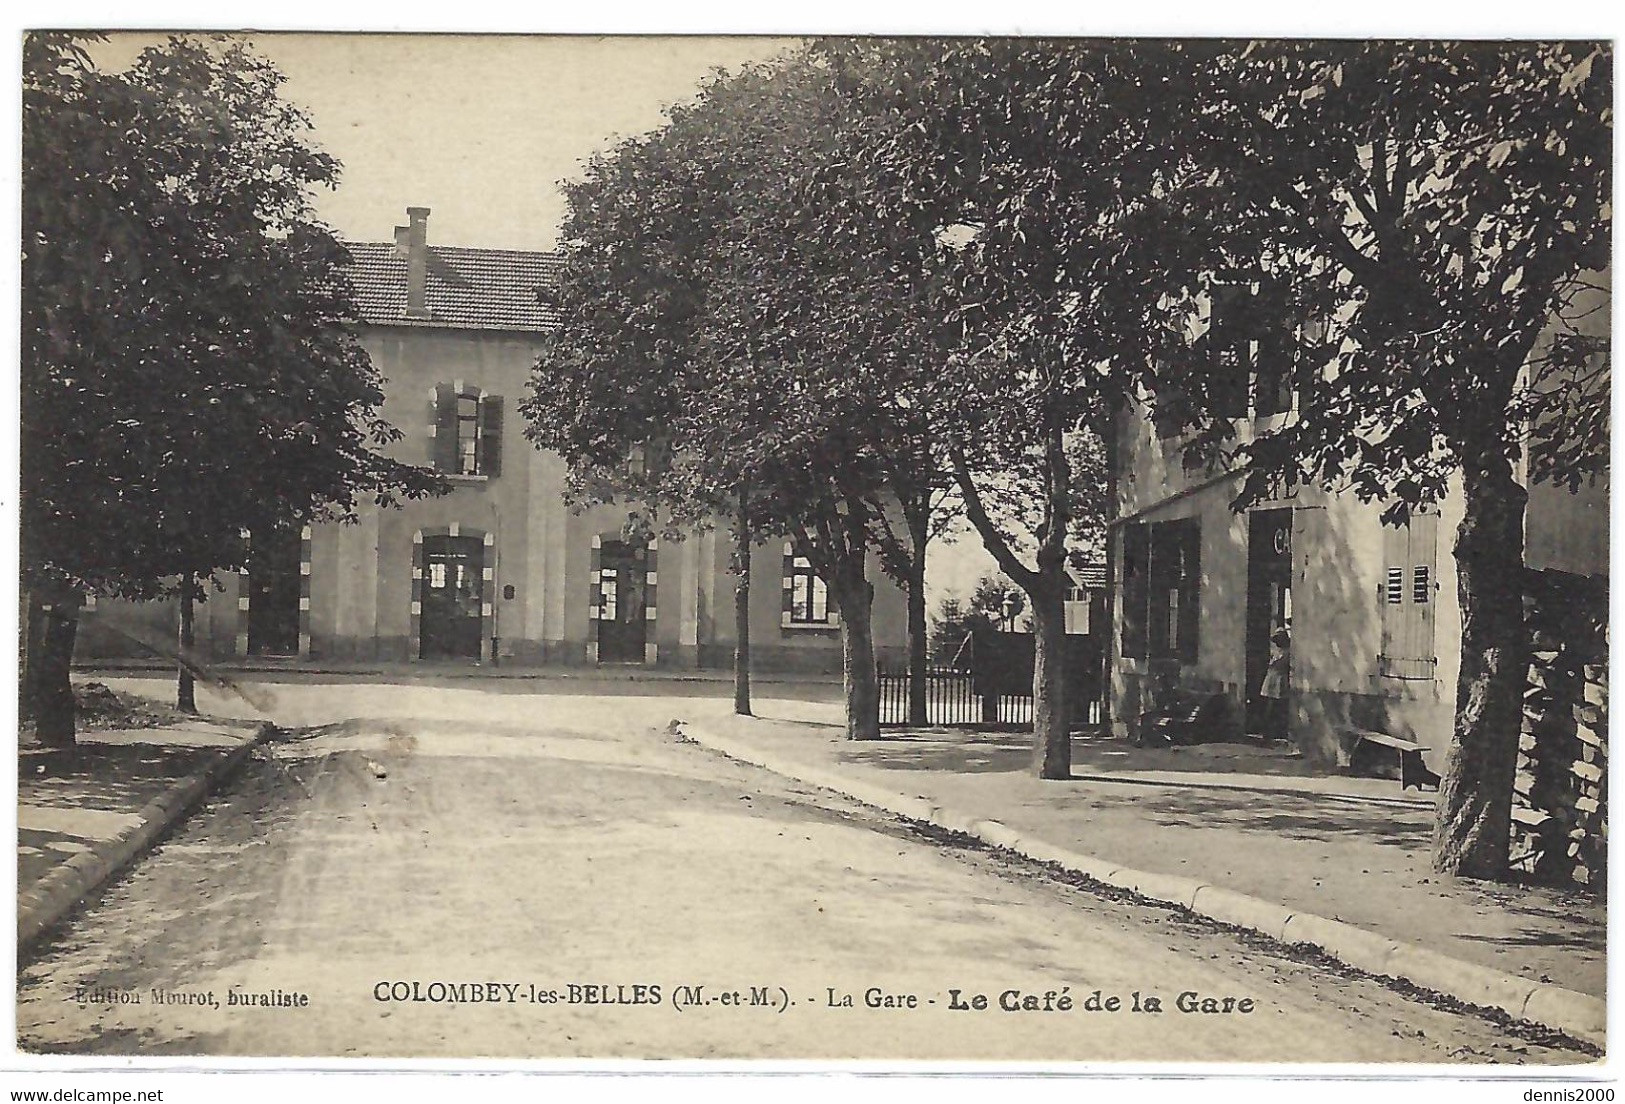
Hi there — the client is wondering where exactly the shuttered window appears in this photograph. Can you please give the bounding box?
[1207,283,1252,421]
[1121,517,1201,664]
[1121,523,1150,659]
[1380,508,1438,679]
[1064,585,1091,635]
[456,393,481,474]
[1204,278,1296,420]
[1251,281,1295,417]
[428,384,504,477]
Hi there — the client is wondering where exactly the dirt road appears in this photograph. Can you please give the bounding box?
[16,679,1586,1062]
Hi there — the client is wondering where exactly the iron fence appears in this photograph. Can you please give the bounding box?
[878,666,1100,728]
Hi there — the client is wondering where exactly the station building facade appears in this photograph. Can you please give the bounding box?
[78,208,907,674]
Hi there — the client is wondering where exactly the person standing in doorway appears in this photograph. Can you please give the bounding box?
[1259,623,1290,741]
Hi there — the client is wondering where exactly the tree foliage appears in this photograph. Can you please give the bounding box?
[21,33,440,743]
[524,48,960,739]
[1169,41,1611,517]
[1172,41,1611,877]
[22,33,439,601]
[840,39,1200,776]
[530,36,1608,830]
[931,574,1029,660]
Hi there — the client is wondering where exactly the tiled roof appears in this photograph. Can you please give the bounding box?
[343,241,563,332]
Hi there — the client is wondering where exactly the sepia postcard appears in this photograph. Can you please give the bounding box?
[11,27,1611,1079]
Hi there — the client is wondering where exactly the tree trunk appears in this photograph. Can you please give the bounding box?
[1432,449,1529,879]
[177,576,197,714]
[1101,395,1123,734]
[733,528,752,717]
[25,584,82,748]
[906,509,930,727]
[832,559,881,741]
[1029,574,1071,779]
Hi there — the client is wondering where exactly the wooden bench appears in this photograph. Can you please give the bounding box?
[1345,729,1441,791]
[1136,690,1231,747]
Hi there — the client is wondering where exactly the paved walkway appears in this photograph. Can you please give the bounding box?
[18,719,268,947]
[75,658,841,685]
[694,702,1606,1002]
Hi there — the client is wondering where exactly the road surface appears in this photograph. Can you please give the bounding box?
[16,677,1585,1062]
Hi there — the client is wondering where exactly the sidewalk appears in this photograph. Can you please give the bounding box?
[17,717,272,948]
[75,657,843,686]
[683,701,1606,1046]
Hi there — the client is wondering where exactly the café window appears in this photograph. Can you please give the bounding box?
[1205,278,1296,420]
[1120,517,1201,663]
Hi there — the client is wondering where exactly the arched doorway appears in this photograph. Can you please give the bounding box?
[1245,508,1293,736]
[247,522,305,657]
[420,534,486,660]
[595,538,648,663]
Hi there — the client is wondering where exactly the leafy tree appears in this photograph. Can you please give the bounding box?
[519,60,803,722]
[525,49,957,739]
[852,39,1199,777]
[21,34,439,744]
[1179,41,1611,877]
[698,49,974,733]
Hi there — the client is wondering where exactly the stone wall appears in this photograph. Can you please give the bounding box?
[1511,569,1608,889]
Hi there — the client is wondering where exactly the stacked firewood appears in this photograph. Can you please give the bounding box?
[1510,570,1608,889]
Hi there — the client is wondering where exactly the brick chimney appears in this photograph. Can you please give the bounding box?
[396,206,431,318]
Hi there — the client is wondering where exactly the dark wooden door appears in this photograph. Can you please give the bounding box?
[1244,508,1293,734]
[248,524,302,656]
[597,540,647,663]
[421,536,484,660]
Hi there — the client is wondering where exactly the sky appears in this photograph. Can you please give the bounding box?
[98,33,798,250]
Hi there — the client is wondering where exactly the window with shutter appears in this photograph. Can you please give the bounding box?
[1147,522,1179,658]
[1379,508,1439,679]
[430,384,458,473]
[1203,277,1298,420]
[1121,523,1150,659]
[1064,584,1090,635]
[456,392,481,474]
[479,395,504,478]
[1176,519,1201,663]
[1146,517,1201,663]
[1250,281,1294,417]
[1294,308,1329,413]
[428,385,504,477]
[1207,283,1252,421]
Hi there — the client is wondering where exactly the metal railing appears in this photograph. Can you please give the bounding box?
[878,666,1099,727]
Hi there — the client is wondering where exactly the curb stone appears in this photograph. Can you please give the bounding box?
[18,721,278,950]
[1188,886,1295,941]
[678,719,1606,1051]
